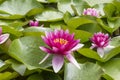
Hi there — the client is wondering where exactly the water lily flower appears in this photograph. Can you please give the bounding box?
[90,32,112,57]
[29,20,39,26]
[39,29,84,73]
[0,27,9,44]
[83,8,100,17]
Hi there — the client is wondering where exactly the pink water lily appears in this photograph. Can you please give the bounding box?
[83,8,100,17]
[0,27,9,44]
[29,20,39,26]
[90,32,110,57]
[39,29,84,73]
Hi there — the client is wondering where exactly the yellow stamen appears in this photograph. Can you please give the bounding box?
[54,38,68,45]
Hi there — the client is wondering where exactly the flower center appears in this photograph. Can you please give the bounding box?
[54,38,68,45]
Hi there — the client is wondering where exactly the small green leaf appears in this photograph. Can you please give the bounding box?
[78,48,102,61]
[65,17,94,29]
[73,30,92,43]
[77,23,102,34]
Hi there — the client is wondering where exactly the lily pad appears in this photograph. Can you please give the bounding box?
[8,36,52,70]
[57,0,89,15]
[64,62,103,80]
[0,0,43,19]
[35,9,63,22]
[84,0,113,6]
[100,58,120,80]
[110,36,120,47]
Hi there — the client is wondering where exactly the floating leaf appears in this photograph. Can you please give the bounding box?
[57,0,89,15]
[64,62,103,80]
[8,36,52,70]
[23,27,52,36]
[78,48,102,61]
[84,0,113,6]
[35,9,63,22]
[6,59,26,76]
[72,30,92,43]
[110,36,120,47]
[100,58,120,80]
[0,0,43,19]
[64,16,94,29]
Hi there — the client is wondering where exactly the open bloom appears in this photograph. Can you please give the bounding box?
[90,32,111,57]
[39,29,84,73]
[83,8,100,17]
[29,20,39,26]
[0,27,9,44]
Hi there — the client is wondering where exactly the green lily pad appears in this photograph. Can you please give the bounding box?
[35,9,63,22]
[64,16,94,29]
[84,0,113,6]
[2,26,23,37]
[8,36,52,70]
[73,30,92,43]
[0,0,43,19]
[100,58,120,80]
[64,62,103,80]
[110,36,120,47]
[23,27,52,36]
[57,0,89,15]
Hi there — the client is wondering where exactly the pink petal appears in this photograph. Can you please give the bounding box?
[0,34,9,44]
[66,54,80,69]
[41,36,52,47]
[52,54,64,73]
[39,54,50,64]
[97,47,104,58]
[52,47,59,53]
[90,43,96,49]
[71,43,84,51]
[34,21,39,26]
[39,46,53,53]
